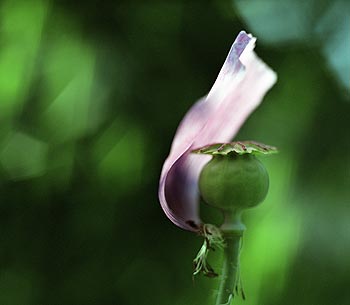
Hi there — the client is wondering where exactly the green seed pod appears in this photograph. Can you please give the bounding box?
[199,154,269,212]
[193,141,277,231]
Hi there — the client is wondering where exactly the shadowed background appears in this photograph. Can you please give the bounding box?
[0,0,349,304]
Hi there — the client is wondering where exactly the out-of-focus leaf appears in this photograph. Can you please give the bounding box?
[234,0,314,44]
[0,132,48,180]
[40,34,97,143]
[93,119,146,193]
[315,0,350,92]
[0,0,48,118]
[234,0,350,92]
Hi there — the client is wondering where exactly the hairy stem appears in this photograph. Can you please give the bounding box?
[215,231,242,305]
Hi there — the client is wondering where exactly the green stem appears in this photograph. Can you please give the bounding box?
[215,231,242,305]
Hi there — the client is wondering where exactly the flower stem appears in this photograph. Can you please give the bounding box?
[215,231,243,305]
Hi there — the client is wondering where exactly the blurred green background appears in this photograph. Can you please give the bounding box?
[0,0,349,304]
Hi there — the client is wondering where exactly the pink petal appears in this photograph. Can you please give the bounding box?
[158,31,277,231]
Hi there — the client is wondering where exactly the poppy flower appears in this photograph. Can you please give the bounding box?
[158,31,277,232]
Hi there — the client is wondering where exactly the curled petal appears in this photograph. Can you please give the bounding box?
[159,31,277,231]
